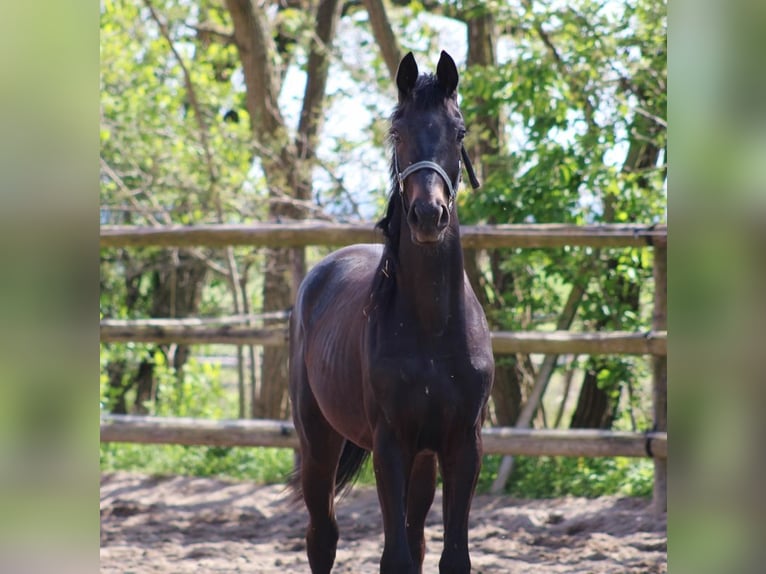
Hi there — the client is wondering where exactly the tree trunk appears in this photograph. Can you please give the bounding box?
[226,0,342,419]
[362,0,402,79]
[569,360,615,429]
[257,248,293,419]
[106,358,128,415]
[490,358,523,425]
[146,250,208,413]
[133,359,155,415]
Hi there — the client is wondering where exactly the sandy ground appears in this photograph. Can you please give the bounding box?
[100,472,666,573]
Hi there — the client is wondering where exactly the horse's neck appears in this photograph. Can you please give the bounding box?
[394,228,466,334]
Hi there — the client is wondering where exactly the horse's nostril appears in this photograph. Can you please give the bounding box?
[409,205,420,226]
[438,204,449,229]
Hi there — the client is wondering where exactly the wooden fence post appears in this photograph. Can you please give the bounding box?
[652,243,668,513]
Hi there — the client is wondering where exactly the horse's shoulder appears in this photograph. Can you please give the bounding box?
[296,243,382,323]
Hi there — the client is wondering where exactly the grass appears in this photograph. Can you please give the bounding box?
[100,442,295,484]
[101,442,653,499]
[479,454,654,498]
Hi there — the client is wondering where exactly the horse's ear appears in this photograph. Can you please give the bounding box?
[396,52,419,102]
[436,50,459,99]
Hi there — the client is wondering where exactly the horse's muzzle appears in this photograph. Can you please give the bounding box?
[407,199,450,244]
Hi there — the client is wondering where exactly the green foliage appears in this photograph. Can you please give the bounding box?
[100,0,257,225]
[454,1,666,424]
[100,443,651,498]
[478,455,653,498]
[100,342,235,415]
[100,443,294,484]
[100,352,292,482]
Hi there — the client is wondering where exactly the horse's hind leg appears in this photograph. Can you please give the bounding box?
[299,432,344,574]
[291,373,344,573]
[406,451,437,572]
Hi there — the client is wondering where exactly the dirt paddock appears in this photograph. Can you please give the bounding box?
[100,472,666,573]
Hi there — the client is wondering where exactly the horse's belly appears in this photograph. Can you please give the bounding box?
[310,380,369,444]
[306,337,373,449]
[314,395,373,449]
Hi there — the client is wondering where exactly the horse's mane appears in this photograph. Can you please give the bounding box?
[367,159,401,313]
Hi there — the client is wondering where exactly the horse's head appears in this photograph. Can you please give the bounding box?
[390,51,476,246]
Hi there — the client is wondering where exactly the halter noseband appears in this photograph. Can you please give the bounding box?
[394,145,481,209]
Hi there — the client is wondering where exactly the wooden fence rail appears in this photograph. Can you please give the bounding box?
[100,320,667,356]
[99,220,668,512]
[100,222,667,249]
[100,414,667,459]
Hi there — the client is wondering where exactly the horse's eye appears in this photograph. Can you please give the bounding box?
[391,131,401,145]
[457,129,467,143]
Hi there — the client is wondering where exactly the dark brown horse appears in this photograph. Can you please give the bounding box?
[289,51,494,574]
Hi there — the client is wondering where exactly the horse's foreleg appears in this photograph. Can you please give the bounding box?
[373,425,417,574]
[406,451,437,572]
[438,429,482,574]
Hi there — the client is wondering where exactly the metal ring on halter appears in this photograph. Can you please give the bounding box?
[394,152,459,210]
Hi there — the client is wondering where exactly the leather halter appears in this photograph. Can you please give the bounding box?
[394,145,480,209]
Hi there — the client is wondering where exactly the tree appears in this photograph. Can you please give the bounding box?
[101,0,365,418]
[222,0,343,418]
[100,0,255,415]
[100,0,666,435]
[455,0,666,431]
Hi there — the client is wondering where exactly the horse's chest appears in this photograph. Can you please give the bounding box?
[368,351,490,428]
[382,354,454,394]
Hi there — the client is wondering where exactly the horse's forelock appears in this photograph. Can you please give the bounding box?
[393,74,451,116]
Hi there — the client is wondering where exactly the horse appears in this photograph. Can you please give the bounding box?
[288,50,494,574]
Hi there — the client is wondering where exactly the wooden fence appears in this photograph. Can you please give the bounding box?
[101,221,666,249]
[100,414,667,459]
[100,221,667,512]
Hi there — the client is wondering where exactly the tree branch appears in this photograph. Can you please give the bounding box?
[224,0,287,140]
[295,0,344,201]
[144,0,220,210]
[184,22,235,44]
[362,0,402,81]
[520,0,598,134]
[100,156,169,227]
